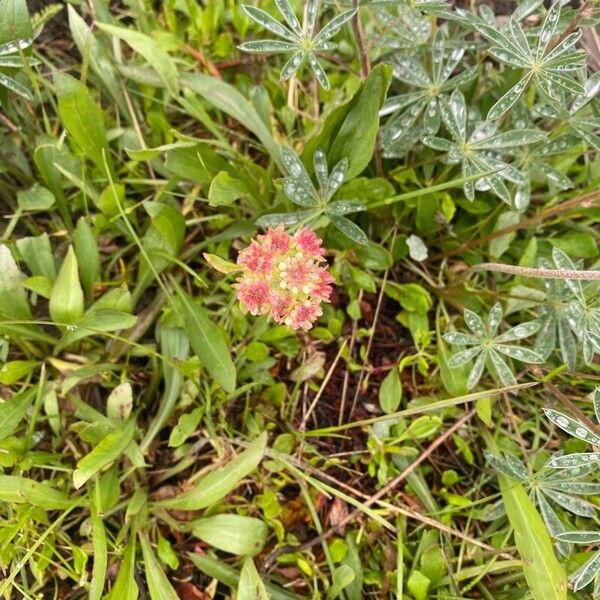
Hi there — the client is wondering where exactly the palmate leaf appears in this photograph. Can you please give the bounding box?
[240,1,354,88]
[570,550,600,591]
[312,9,356,45]
[546,452,600,469]
[473,2,587,119]
[241,5,298,41]
[0,72,32,100]
[537,492,570,557]
[543,408,600,445]
[325,200,366,216]
[0,38,31,55]
[329,215,368,245]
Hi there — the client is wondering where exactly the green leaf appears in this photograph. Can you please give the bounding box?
[0,244,31,320]
[498,474,567,600]
[0,474,73,509]
[49,246,85,325]
[329,215,368,245]
[0,360,38,384]
[188,554,297,600]
[106,538,139,600]
[180,73,281,167]
[16,184,55,210]
[107,382,133,423]
[55,309,137,351]
[73,416,136,489]
[0,0,32,45]
[156,431,267,510]
[203,253,241,274]
[543,408,600,445]
[172,282,236,393]
[208,171,248,206]
[89,501,107,600]
[238,558,270,600]
[74,217,100,298]
[0,390,33,440]
[96,23,178,94]
[551,232,599,258]
[67,6,124,112]
[547,452,600,469]
[438,338,469,396]
[327,565,356,600]
[138,532,179,600]
[306,64,393,179]
[16,234,56,279]
[379,367,401,414]
[191,514,268,556]
[54,71,113,174]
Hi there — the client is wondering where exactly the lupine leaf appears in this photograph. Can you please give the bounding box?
[329,215,368,245]
[543,408,600,445]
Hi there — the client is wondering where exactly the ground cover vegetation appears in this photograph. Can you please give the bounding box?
[0,0,600,597]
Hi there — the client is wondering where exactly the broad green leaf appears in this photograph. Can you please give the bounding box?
[208,171,249,206]
[0,391,34,440]
[16,234,56,279]
[107,382,133,423]
[306,64,393,179]
[172,282,236,393]
[55,309,137,351]
[49,246,85,325]
[188,554,297,600]
[203,253,241,274]
[16,184,54,210]
[499,475,567,599]
[141,323,189,452]
[96,23,178,93]
[378,367,401,414]
[191,514,268,556]
[54,71,113,174]
[74,217,100,298]
[0,474,73,509]
[139,532,179,600]
[0,244,31,320]
[0,0,32,45]
[106,537,139,600]
[89,501,107,600]
[327,565,356,600]
[180,73,281,167]
[438,338,469,396]
[73,416,136,489]
[0,360,38,384]
[67,6,124,111]
[238,558,270,600]
[156,431,267,510]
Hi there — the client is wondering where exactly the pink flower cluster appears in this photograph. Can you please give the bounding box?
[235,226,334,331]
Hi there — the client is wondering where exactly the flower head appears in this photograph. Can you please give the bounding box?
[234,226,333,331]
